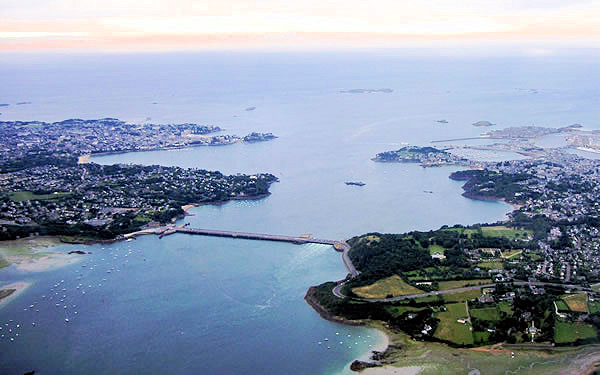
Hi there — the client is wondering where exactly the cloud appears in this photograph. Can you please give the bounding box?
[1,0,600,51]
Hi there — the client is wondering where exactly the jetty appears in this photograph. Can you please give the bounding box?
[128,225,358,276]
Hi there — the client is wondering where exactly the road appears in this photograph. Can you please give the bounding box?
[126,225,360,277]
[332,281,594,303]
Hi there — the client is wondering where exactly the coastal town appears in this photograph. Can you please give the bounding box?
[0,118,277,171]
[309,132,600,362]
[0,118,278,242]
[3,117,600,373]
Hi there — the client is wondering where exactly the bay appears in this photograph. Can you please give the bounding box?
[1,51,598,374]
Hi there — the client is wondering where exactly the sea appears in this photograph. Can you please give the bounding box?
[0,50,599,374]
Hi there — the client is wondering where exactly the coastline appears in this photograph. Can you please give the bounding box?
[304,286,401,374]
[0,281,32,307]
[461,191,522,212]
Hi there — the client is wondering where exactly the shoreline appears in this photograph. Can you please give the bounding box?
[461,191,523,212]
[0,281,32,307]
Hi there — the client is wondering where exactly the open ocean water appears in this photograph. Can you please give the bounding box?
[1,51,599,374]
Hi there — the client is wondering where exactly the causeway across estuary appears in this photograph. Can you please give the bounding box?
[127,225,359,276]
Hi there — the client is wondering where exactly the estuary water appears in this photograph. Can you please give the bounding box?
[1,51,599,374]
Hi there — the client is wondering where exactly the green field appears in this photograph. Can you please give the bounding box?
[443,289,482,303]
[353,275,423,299]
[0,256,8,269]
[473,331,491,344]
[438,279,492,290]
[470,307,500,321]
[563,293,588,313]
[442,226,531,240]
[434,303,474,346]
[9,191,71,202]
[528,252,542,261]
[385,305,426,318]
[592,284,600,292]
[413,289,483,304]
[480,226,531,240]
[589,301,600,314]
[428,244,445,255]
[477,261,504,270]
[554,321,597,344]
[498,301,514,315]
[555,300,570,312]
[133,215,152,224]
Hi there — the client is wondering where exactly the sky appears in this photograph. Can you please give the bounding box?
[1,0,600,52]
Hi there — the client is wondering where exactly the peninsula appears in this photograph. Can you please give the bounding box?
[0,119,278,248]
[0,118,277,163]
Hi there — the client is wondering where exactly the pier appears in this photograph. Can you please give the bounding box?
[129,225,358,276]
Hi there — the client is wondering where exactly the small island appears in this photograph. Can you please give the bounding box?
[243,132,278,143]
[436,119,448,124]
[345,181,366,186]
[372,146,468,167]
[472,120,495,127]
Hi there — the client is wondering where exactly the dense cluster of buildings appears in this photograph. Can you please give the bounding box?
[0,118,277,240]
[0,118,277,164]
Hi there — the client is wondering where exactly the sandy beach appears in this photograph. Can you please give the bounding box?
[356,327,390,362]
[0,281,32,306]
[182,203,199,211]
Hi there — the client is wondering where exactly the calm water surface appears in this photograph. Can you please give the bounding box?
[1,52,598,374]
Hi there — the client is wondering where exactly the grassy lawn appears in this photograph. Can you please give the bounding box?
[480,226,532,240]
[434,303,474,346]
[554,321,597,344]
[589,301,600,314]
[470,307,500,321]
[498,301,514,315]
[428,244,445,255]
[592,284,600,292]
[385,305,426,318]
[438,279,492,290]
[9,191,71,202]
[477,261,504,270]
[133,215,152,224]
[473,331,491,344]
[563,293,588,313]
[442,289,482,303]
[555,300,570,312]
[442,226,531,241]
[529,252,542,261]
[353,275,423,299]
[442,227,476,238]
